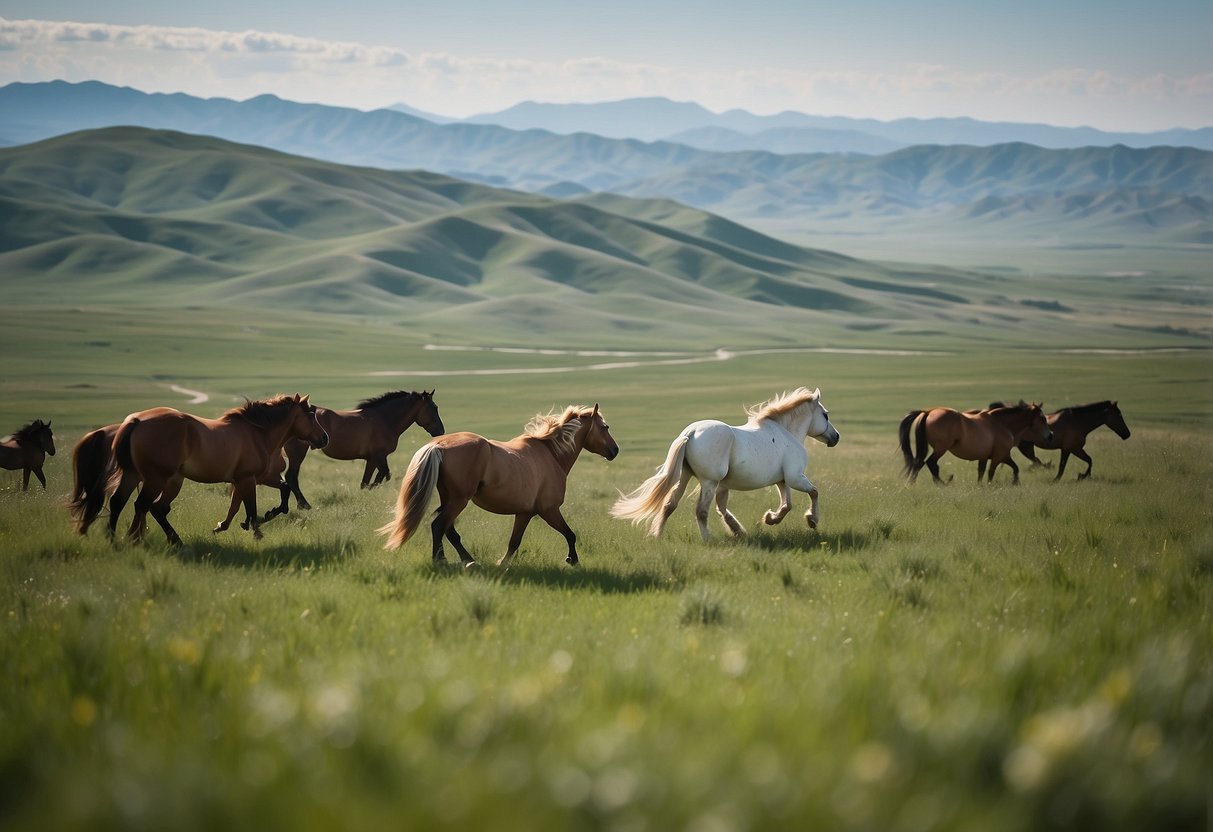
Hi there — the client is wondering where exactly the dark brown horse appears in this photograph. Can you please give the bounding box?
[899,403,1053,484]
[380,404,618,567]
[269,390,444,518]
[106,395,328,544]
[1,420,55,490]
[71,424,295,535]
[1010,401,1131,480]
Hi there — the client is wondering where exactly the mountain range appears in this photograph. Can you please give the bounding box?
[5,126,1203,350]
[4,81,1209,252]
[454,96,1213,151]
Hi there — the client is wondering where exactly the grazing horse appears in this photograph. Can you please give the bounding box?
[899,402,1052,484]
[1011,401,1131,480]
[380,404,618,567]
[269,390,444,518]
[70,424,293,536]
[0,420,55,490]
[106,395,328,544]
[611,387,840,540]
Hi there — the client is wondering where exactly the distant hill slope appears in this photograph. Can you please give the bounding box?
[4,127,1203,349]
[2,81,1210,251]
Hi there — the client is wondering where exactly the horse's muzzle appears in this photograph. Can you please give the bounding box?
[605,446,620,461]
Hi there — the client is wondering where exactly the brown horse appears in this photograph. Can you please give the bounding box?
[1,420,55,490]
[70,424,293,535]
[380,404,619,567]
[107,395,328,544]
[899,403,1053,484]
[269,390,444,518]
[1011,401,1131,480]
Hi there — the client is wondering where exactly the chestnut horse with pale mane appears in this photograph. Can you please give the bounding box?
[106,394,328,544]
[899,402,1053,484]
[380,404,618,567]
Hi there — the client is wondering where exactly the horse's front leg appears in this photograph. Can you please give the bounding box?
[787,473,821,529]
[215,487,242,533]
[497,514,534,568]
[370,457,391,488]
[714,488,746,535]
[360,459,376,489]
[1072,448,1094,480]
[538,507,579,567]
[762,483,792,526]
[32,467,46,489]
[21,467,31,491]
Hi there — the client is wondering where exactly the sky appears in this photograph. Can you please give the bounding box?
[1,1,1210,131]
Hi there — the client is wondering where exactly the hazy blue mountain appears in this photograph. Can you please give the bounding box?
[387,102,457,124]
[463,97,1213,151]
[665,126,907,155]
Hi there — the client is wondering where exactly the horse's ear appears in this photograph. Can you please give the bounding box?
[812,388,821,400]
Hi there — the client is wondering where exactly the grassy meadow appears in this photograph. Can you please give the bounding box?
[1,306,1210,831]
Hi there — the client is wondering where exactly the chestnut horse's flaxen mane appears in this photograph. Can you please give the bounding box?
[525,406,597,456]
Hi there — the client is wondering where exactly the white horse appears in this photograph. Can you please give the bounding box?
[611,387,839,540]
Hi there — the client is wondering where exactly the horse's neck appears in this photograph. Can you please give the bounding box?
[1075,405,1108,431]
[376,397,419,431]
[996,409,1034,433]
[777,407,813,441]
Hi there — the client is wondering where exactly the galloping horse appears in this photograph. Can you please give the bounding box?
[1010,401,1131,480]
[899,402,1052,484]
[107,395,328,544]
[70,423,294,536]
[380,404,618,567]
[1,420,55,490]
[270,390,444,518]
[611,388,839,540]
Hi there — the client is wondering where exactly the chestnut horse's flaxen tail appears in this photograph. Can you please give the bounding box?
[610,433,690,537]
[69,425,116,535]
[898,410,928,477]
[379,444,443,549]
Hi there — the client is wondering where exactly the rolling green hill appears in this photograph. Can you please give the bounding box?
[1,127,1208,350]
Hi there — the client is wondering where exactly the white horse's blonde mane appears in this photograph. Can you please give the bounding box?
[525,405,596,455]
[745,387,819,425]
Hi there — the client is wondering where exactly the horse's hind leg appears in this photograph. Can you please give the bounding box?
[694,480,719,541]
[428,497,468,564]
[445,526,478,567]
[106,471,139,540]
[653,467,693,537]
[148,477,184,545]
[1077,448,1096,482]
[21,467,31,491]
[977,459,988,482]
[714,488,746,535]
[924,451,948,484]
[497,514,535,568]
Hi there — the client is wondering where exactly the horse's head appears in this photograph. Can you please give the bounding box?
[290,395,329,450]
[37,420,55,456]
[1025,403,1053,445]
[806,389,840,447]
[579,404,619,461]
[1106,401,1131,440]
[418,390,445,437]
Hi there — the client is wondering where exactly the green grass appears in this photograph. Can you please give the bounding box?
[1,326,1209,831]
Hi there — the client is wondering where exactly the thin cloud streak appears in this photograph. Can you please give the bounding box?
[1,16,1208,129]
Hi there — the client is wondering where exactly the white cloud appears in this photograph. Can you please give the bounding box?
[1,16,1208,129]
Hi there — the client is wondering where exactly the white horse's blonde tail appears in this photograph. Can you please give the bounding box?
[611,433,689,536]
[379,444,443,549]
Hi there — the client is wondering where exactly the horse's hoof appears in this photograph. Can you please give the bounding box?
[214,524,228,534]
[807,518,818,530]
[463,560,478,570]
[565,556,580,567]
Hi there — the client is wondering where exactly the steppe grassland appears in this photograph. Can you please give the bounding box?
[1,306,1209,831]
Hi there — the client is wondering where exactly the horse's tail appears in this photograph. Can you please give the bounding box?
[898,411,924,476]
[610,432,690,536]
[107,418,139,495]
[69,425,115,534]
[379,443,443,550]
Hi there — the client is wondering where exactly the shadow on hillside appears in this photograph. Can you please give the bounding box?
[170,538,357,570]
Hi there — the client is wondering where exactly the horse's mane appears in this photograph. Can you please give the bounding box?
[745,388,818,425]
[525,405,596,454]
[357,390,423,410]
[9,420,49,444]
[1058,400,1113,415]
[222,395,301,428]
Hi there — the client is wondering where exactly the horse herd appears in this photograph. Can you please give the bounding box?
[0,388,1130,567]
